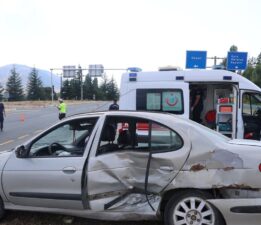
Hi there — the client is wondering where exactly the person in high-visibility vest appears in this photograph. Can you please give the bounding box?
[57,98,67,120]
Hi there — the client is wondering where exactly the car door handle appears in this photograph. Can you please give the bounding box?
[159,166,174,172]
[62,167,76,174]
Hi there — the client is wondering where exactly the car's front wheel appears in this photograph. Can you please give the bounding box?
[164,190,225,225]
[0,197,5,220]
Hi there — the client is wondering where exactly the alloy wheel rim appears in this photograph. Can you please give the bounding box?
[173,197,215,225]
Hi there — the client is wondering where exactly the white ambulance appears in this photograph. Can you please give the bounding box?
[119,68,261,140]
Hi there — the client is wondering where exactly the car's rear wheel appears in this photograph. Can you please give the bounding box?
[164,190,225,225]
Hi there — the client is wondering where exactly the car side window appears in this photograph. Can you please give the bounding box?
[29,117,98,157]
[97,116,149,155]
[97,116,182,155]
[151,122,183,152]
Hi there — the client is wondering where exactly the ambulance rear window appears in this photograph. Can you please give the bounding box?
[136,89,184,114]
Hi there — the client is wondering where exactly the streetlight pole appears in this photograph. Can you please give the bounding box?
[60,73,63,97]
[50,69,54,103]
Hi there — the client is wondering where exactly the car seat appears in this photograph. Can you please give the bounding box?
[98,124,118,154]
[117,130,132,149]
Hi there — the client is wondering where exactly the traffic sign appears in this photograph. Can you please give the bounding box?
[63,65,76,78]
[186,51,207,69]
[227,52,248,70]
[89,64,104,77]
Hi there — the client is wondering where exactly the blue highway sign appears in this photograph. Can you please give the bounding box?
[227,52,248,70]
[186,51,207,69]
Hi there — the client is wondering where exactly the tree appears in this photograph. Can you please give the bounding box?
[243,52,261,87]
[83,75,94,99]
[106,77,119,100]
[243,64,255,81]
[92,77,102,100]
[257,52,261,65]
[26,68,44,100]
[252,64,261,87]
[61,79,73,100]
[6,66,24,101]
[70,79,81,100]
[229,45,238,52]
[41,87,56,100]
[99,74,109,100]
[61,79,81,100]
[61,74,119,100]
[98,74,119,100]
[0,83,3,101]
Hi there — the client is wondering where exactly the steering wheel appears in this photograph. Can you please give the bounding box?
[48,142,66,155]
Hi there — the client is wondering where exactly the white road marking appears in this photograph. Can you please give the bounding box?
[34,130,43,134]
[0,140,14,146]
[18,135,29,140]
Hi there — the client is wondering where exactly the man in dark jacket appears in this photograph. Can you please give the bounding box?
[190,87,204,123]
[109,100,119,111]
[0,102,6,131]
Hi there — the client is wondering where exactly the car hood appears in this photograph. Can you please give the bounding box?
[228,139,261,147]
[0,150,13,170]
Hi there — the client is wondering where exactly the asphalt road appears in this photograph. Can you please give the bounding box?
[0,101,110,151]
[0,211,162,225]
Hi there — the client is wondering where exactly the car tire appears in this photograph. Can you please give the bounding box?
[164,190,225,225]
[0,197,5,220]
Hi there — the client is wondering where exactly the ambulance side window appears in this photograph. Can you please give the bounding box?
[136,89,184,114]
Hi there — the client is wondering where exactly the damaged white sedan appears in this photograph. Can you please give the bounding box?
[0,111,261,225]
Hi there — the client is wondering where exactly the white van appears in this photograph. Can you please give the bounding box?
[119,69,261,140]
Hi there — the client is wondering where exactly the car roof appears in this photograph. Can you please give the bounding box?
[67,110,196,128]
[64,110,229,145]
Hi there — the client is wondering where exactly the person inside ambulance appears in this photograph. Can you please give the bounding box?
[190,86,204,123]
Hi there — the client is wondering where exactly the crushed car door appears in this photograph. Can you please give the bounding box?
[86,115,191,212]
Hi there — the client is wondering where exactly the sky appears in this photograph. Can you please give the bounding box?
[0,0,260,84]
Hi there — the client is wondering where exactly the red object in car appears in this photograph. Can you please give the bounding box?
[244,132,254,139]
[205,110,216,123]
[218,98,230,103]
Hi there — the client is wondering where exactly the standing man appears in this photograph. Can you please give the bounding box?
[57,98,67,120]
[0,101,5,131]
[109,99,119,111]
[190,87,204,123]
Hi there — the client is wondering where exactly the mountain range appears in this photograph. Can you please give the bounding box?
[0,64,60,91]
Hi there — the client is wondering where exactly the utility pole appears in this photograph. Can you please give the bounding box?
[60,74,63,97]
[78,65,83,101]
[50,69,54,103]
[207,56,225,68]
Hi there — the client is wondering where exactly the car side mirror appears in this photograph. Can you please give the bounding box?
[15,145,28,158]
